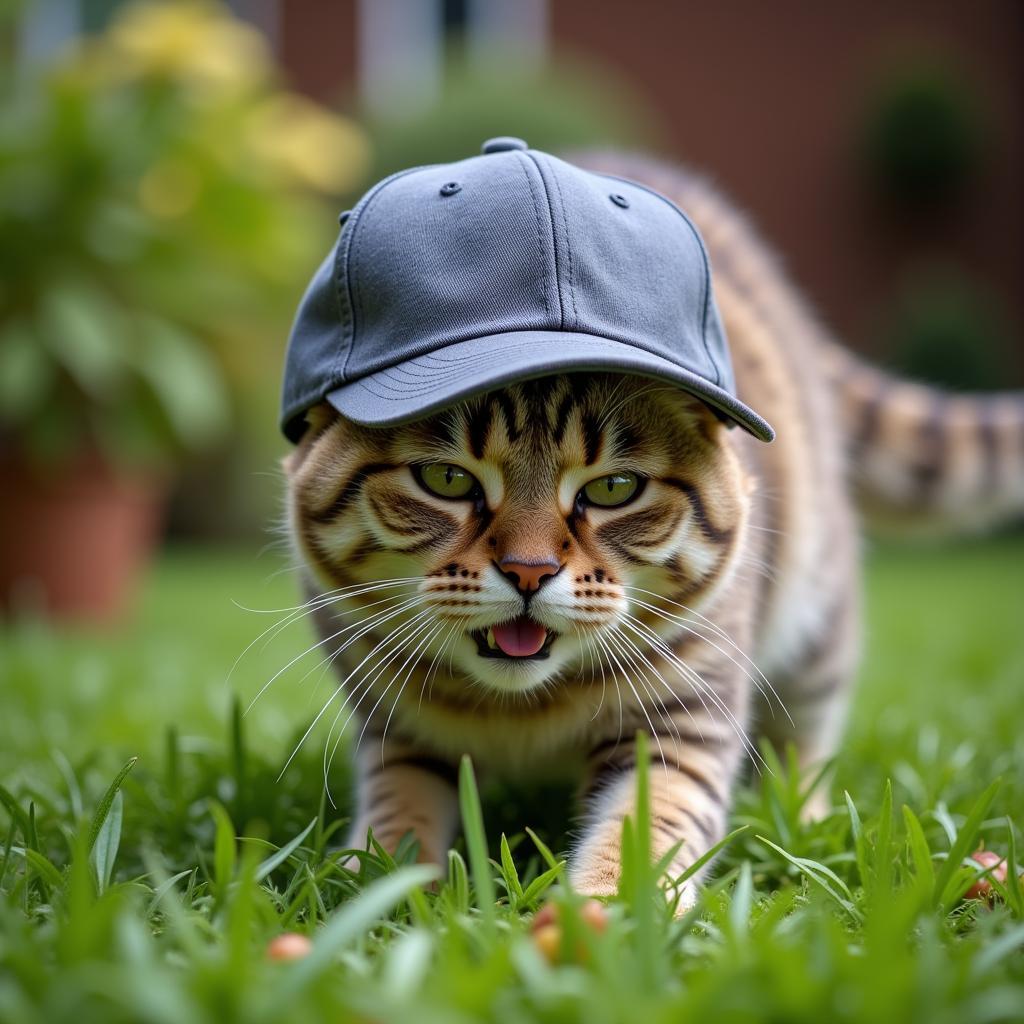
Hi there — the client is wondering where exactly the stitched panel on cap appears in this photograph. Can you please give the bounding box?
[346,152,560,378]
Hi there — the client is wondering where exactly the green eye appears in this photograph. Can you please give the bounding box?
[581,471,641,508]
[417,463,478,500]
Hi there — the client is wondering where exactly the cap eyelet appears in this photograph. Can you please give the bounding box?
[440,181,462,197]
[609,193,630,209]
[337,209,351,226]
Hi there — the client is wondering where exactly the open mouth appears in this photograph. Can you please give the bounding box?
[472,617,557,661]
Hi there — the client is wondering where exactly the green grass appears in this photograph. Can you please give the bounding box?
[1,537,1023,1023]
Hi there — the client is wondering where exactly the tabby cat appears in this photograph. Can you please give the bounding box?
[282,154,1024,904]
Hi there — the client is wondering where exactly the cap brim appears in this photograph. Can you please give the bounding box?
[326,331,774,442]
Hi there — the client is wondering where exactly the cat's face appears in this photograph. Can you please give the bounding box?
[285,374,751,695]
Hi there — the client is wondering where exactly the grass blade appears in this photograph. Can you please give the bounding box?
[970,923,1024,977]
[669,826,750,889]
[729,860,754,937]
[210,801,237,893]
[1005,818,1023,918]
[525,827,560,871]
[934,779,1000,910]
[446,849,470,914]
[758,835,863,924]
[901,804,935,903]
[87,757,137,852]
[871,779,894,900]
[254,818,317,883]
[499,833,524,906]
[90,789,123,893]
[520,862,565,908]
[458,756,495,926]
[845,791,869,891]
[0,785,32,846]
[267,864,438,1007]
[11,847,64,891]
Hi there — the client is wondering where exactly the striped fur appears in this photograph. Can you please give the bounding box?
[282,154,1024,906]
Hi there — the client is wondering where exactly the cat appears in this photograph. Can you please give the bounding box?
[282,153,1024,905]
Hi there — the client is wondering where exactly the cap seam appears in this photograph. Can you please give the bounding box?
[510,151,553,323]
[594,171,720,386]
[330,225,350,383]
[530,152,578,330]
[520,151,562,329]
[337,165,430,385]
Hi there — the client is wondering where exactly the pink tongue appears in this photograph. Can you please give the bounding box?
[492,617,548,657]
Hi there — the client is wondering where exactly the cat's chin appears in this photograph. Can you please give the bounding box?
[449,632,579,694]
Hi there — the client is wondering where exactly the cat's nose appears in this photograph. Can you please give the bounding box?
[496,558,561,595]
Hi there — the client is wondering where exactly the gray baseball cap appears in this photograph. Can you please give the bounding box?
[280,137,774,443]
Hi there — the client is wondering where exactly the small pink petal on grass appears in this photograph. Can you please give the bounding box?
[266,932,312,961]
[963,848,1021,902]
[530,899,608,963]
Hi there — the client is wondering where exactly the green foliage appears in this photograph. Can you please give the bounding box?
[363,55,661,183]
[878,268,1018,391]
[0,1,367,466]
[860,59,986,210]
[1,538,1023,1021]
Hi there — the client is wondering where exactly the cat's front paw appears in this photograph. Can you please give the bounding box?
[567,860,620,900]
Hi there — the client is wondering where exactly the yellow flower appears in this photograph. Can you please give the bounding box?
[246,95,371,194]
[106,1,271,94]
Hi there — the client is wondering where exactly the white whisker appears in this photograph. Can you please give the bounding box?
[320,613,437,798]
[621,615,768,774]
[276,607,431,788]
[620,585,789,721]
[245,592,426,716]
[229,577,425,684]
[593,630,668,778]
[610,624,698,744]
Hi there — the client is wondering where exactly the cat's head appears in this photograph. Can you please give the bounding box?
[284,374,752,694]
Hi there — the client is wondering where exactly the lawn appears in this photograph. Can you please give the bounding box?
[1,537,1023,1023]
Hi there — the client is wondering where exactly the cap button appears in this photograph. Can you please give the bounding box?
[481,136,529,154]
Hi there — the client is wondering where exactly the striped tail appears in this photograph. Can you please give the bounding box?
[821,342,1024,536]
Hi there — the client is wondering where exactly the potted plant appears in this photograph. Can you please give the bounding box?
[0,0,369,621]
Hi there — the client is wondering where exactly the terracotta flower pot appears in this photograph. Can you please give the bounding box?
[0,451,166,623]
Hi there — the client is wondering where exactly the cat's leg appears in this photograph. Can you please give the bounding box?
[758,580,860,821]
[570,721,744,909]
[346,738,460,867]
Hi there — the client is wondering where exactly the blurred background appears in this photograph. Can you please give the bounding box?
[0,0,1021,627]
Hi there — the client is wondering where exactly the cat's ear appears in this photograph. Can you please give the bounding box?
[673,392,726,439]
[303,402,339,438]
[282,402,339,476]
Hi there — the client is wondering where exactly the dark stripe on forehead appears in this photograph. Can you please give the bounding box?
[582,412,603,465]
[312,462,396,523]
[464,400,494,459]
[492,390,522,443]
[520,375,561,407]
[551,375,591,445]
[552,389,577,446]
[417,411,457,447]
[661,477,735,543]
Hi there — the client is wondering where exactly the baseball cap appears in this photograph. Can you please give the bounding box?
[280,137,774,444]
